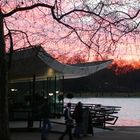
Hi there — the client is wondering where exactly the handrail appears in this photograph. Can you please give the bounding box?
[68,103,121,129]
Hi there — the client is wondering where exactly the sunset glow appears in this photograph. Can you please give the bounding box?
[1,0,140,71]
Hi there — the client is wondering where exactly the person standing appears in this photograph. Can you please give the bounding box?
[59,103,73,140]
[40,98,51,140]
[73,101,83,138]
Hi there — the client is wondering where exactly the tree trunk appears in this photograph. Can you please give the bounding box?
[0,12,11,140]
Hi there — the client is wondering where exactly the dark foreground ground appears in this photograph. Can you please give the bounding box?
[11,124,140,140]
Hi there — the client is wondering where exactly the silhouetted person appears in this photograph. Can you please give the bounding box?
[40,98,51,140]
[59,103,73,140]
[73,101,83,138]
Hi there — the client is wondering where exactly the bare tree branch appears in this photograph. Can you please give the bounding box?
[4,3,54,17]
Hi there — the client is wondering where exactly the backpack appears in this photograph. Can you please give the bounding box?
[64,107,69,120]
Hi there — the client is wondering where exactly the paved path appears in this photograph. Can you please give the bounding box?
[10,120,140,140]
[11,126,140,140]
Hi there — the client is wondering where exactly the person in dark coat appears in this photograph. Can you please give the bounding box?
[40,98,51,140]
[59,103,73,140]
[73,102,83,138]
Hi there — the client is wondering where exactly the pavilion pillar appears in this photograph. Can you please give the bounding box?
[28,74,36,128]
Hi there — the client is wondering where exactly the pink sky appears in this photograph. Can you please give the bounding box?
[2,0,140,68]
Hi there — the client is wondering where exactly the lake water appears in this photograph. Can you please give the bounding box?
[64,97,140,126]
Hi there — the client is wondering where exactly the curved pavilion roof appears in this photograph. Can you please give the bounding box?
[9,46,113,82]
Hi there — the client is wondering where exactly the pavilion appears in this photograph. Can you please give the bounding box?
[9,45,112,82]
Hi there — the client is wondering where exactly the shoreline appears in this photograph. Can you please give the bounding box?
[67,92,140,97]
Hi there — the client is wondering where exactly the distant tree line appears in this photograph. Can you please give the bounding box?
[64,68,140,95]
